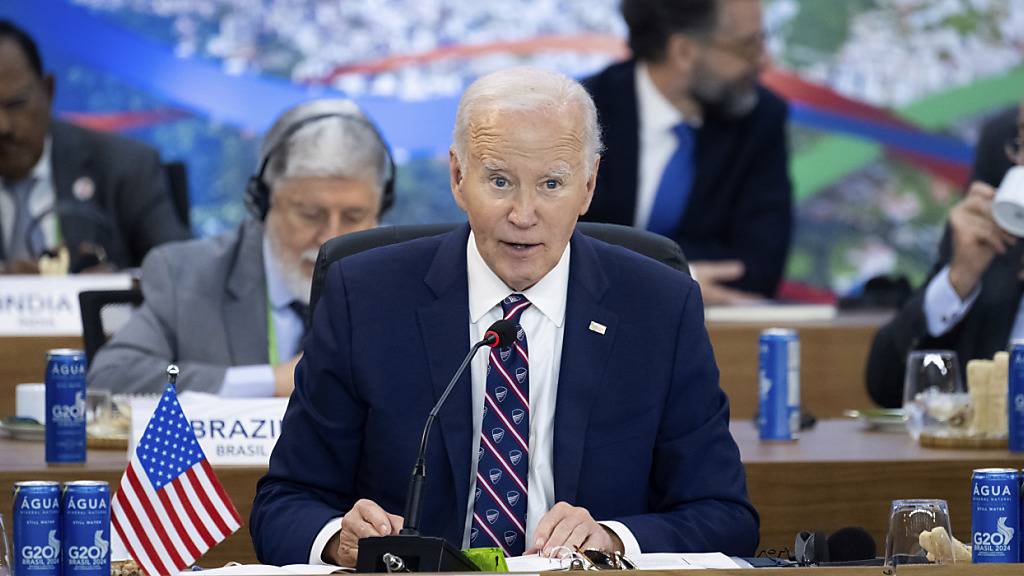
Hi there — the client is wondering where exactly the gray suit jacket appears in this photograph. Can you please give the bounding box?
[0,120,190,270]
[87,219,269,394]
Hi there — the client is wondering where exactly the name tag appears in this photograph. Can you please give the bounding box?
[130,394,288,466]
[0,274,132,335]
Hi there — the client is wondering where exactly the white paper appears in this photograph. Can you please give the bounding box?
[176,564,347,575]
[504,554,567,572]
[504,551,741,571]
[635,552,742,569]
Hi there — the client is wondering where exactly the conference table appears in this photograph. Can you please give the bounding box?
[0,310,888,421]
[3,419,1020,570]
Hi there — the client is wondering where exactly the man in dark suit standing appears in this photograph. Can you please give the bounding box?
[251,67,756,567]
[866,105,1024,408]
[581,0,792,304]
[0,20,188,273]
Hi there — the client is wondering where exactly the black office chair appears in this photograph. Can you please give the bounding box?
[309,222,687,315]
[79,289,144,365]
[163,161,190,228]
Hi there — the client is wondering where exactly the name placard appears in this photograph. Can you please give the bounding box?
[0,274,133,335]
[129,393,288,466]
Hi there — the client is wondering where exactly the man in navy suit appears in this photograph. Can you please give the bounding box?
[580,0,792,304]
[251,67,757,567]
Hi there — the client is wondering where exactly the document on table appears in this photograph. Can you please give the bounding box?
[504,552,742,571]
[177,564,350,575]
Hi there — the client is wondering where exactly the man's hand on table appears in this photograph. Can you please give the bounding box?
[323,499,404,567]
[526,502,623,557]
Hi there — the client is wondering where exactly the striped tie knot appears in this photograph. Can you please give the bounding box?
[500,294,531,324]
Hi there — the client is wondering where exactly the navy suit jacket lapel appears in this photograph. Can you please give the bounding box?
[553,231,618,503]
[417,224,473,539]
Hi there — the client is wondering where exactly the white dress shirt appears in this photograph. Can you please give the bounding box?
[634,63,696,231]
[309,233,640,564]
[0,137,57,256]
[923,264,1024,342]
[219,237,305,397]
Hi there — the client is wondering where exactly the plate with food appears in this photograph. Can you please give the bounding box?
[0,416,45,441]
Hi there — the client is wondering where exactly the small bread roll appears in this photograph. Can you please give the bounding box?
[992,352,1009,435]
[967,360,993,435]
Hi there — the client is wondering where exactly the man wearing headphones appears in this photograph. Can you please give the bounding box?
[87,99,395,396]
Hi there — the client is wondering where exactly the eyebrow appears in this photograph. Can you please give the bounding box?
[481,159,508,172]
[545,164,573,179]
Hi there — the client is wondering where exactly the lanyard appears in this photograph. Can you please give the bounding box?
[266,296,279,366]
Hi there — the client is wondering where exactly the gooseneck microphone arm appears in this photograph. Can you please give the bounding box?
[401,319,516,536]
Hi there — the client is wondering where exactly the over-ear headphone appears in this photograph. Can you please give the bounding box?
[244,111,397,221]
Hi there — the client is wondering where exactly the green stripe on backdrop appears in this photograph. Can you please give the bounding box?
[791,65,1024,200]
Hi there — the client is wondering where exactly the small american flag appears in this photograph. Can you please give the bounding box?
[111,382,241,575]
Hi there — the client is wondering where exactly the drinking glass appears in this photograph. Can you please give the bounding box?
[0,513,11,576]
[903,350,968,439]
[884,499,954,572]
[85,388,112,426]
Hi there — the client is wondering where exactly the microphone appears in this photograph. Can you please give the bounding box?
[827,526,876,563]
[402,318,516,534]
[794,526,878,566]
[355,319,516,572]
[26,201,117,272]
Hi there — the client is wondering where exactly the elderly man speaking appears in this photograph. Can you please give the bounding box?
[251,68,757,566]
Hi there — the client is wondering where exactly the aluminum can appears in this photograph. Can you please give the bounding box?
[61,481,111,576]
[45,348,87,463]
[972,468,1020,563]
[757,328,800,440]
[12,481,61,576]
[1009,341,1024,452]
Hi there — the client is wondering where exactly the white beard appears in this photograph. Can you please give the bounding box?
[266,230,318,305]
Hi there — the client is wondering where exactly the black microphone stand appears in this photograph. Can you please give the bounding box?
[356,323,512,572]
[402,337,491,535]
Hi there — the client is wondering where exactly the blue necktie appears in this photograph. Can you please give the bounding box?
[471,294,531,556]
[646,123,695,236]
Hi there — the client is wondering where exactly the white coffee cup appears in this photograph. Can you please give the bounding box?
[992,166,1024,236]
[15,383,46,424]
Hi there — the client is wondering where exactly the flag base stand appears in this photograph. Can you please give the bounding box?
[356,535,479,572]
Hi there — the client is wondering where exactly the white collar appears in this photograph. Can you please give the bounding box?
[466,230,570,328]
[635,62,697,134]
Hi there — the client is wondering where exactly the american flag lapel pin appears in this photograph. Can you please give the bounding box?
[588,321,607,335]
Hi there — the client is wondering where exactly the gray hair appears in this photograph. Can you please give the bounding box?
[261,98,391,197]
[452,67,603,176]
